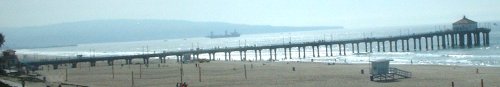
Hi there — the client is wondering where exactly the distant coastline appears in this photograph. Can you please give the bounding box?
[1,19,342,49]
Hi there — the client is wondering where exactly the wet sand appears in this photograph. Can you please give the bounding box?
[25,59,500,87]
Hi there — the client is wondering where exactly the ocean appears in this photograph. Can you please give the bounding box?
[15,24,500,67]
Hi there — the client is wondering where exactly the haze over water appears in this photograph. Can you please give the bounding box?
[3,0,500,67]
[16,24,500,67]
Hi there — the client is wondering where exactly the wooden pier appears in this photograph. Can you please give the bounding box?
[22,17,492,70]
[23,28,490,70]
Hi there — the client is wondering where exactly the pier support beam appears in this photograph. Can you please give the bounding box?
[486,32,490,46]
[425,37,429,51]
[418,38,422,51]
[406,39,410,51]
[394,40,398,52]
[316,45,320,57]
[343,44,346,55]
[255,50,258,61]
[482,33,486,46]
[143,57,149,65]
[377,42,380,52]
[450,34,451,48]
[244,51,247,61]
[338,44,342,55]
[474,32,480,47]
[356,43,360,53]
[351,43,355,53]
[284,48,287,59]
[159,56,166,63]
[330,44,333,56]
[126,59,132,64]
[289,47,292,59]
[269,49,273,61]
[224,52,227,61]
[239,51,243,61]
[312,46,316,57]
[228,52,232,61]
[274,48,277,60]
[52,64,59,70]
[451,34,456,48]
[413,38,416,51]
[71,62,77,68]
[369,42,373,53]
[325,45,329,56]
[298,47,301,58]
[459,33,465,48]
[259,50,262,61]
[431,36,434,50]
[107,60,114,66]
[437,36,440,49]
[302,47,306,58]
[364,42,368,53]
[90,61,96,67]
[401,40,405,52]
[208,53,212,60]
[442,35,447,49]
[467,33,473,48]
[389,41,392,52]
[382,41,386,52]
[212,53,216,61]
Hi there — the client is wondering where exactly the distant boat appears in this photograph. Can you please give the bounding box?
[206,30,240,38]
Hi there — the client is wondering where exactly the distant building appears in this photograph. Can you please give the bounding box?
[453,16,478,31]
[0,49,20,69]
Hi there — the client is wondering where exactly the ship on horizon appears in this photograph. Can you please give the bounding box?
[206,30,240,39]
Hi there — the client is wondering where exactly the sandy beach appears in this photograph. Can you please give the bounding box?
[11,59,500,87]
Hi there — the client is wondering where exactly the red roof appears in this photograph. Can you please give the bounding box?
[453,16,477,24]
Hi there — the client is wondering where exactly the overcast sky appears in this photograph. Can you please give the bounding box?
[1,0,499,28]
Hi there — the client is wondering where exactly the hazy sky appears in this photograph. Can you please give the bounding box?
[1,0,499,28]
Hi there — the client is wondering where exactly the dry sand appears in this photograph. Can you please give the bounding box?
[21,59,500,87]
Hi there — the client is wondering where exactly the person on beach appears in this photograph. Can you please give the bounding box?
[183,82,188,87]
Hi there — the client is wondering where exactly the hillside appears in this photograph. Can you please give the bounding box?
[0,20,341,49]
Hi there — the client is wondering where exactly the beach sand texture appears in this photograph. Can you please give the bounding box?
[32,60,500,87]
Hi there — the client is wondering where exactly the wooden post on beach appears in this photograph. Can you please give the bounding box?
[451,81,454,87]
[481,79,484,87]
[112,64,115,79]
[244,64,247,80]
[131,71,135,87]
[198,66,202,82]
[476,68,479,74]
[180,60,184,83]
[65,68,68,82]
[140,64,142,78]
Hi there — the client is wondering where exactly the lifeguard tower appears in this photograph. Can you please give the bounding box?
[369,59,412,81]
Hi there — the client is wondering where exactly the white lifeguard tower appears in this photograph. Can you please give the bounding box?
[369,59,412,81]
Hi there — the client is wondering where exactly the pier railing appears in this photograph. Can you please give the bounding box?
[23,28,491,67]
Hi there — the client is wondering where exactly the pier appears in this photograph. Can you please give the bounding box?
[22,17,492,70]
[23,28,490,70]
